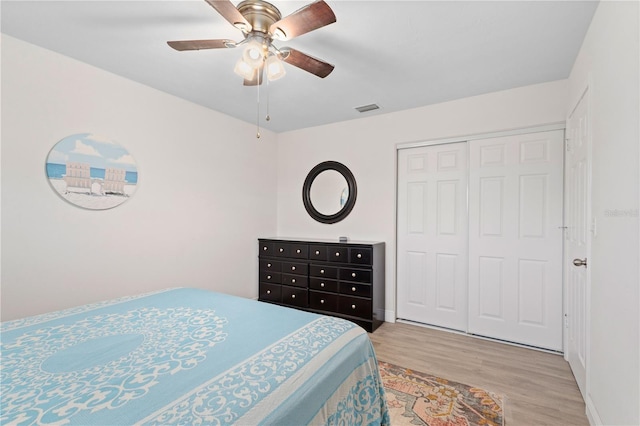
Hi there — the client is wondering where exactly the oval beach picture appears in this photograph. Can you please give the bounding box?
[46,133,138,210]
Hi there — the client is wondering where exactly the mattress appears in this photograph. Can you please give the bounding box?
[1,288,389,425]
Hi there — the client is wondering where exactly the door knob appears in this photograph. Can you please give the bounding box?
[573,258,587,268]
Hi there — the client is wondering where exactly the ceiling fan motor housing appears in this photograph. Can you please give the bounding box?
[237,0,282,36]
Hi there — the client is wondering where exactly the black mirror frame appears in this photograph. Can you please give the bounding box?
[302,161,357,224]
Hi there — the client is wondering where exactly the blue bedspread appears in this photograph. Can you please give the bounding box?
[1,288,389,425]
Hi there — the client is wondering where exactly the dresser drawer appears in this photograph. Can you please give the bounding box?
[327,246,348,263]
[281,261,308,275]
[309,245,327,261]
[259,283,281,302]
[309,291,338,311]
[259,259,282,272]
[288,243,309,259]
[339,282,371,298]
[339,268,372,283]
[310,264,338,279]
[273,242,290,257]
[282,287,308,307]
[259,241,275,256]
[339,296,372,319]
[309,277,338,293]
[259,271,281,284]
[349,248,372,265]
[281,273,307,288]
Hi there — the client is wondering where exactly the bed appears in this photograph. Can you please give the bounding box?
[1,288,389,425]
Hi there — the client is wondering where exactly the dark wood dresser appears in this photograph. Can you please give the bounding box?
[258,238,385,332]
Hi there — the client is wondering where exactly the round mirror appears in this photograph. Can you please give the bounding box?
[310,170,348,215]
[303,161,357,224]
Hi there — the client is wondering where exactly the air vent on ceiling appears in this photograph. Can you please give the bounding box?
[355,103,380,113]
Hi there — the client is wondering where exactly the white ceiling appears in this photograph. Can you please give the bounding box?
[1,0,599,133]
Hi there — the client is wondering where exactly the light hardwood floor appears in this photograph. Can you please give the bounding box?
[369,322,588,425]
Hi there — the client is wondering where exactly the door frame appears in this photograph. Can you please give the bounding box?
[396,123,567,150]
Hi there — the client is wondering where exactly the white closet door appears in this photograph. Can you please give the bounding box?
[397,142,469,331]
[468,130,564,350]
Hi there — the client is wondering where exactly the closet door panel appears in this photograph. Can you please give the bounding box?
[468,130,564,351]
[397,142,468,331]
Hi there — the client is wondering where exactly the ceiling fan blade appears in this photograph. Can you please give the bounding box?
[204,0,252,32]
[167,39,235,51]
[244,67,264,86]
[269,0,336,41]
[281,47,334,78]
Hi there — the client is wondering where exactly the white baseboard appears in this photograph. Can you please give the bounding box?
[383,310,395,323]
[585,394,602,425]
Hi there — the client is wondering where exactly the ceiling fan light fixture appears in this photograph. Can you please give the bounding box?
[265,55,286,81]
[234,58,256,80]
[243,39,265,68]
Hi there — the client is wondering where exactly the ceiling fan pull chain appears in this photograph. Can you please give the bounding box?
[256,72,261,139]
[266,75,271,122]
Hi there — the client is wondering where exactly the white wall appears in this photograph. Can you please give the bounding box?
[568,2,639,424]
[276,79,568,321]
[0,35,278,321]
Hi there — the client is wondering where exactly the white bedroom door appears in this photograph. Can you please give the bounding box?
[565,90,590,397]
[397,142,469,331]
[467,130,564,351]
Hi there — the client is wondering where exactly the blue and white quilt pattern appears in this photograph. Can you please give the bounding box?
[0,288,389,425]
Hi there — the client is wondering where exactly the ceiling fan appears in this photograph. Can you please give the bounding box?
[167,0,336,86]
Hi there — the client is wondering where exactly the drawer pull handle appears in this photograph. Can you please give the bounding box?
[357,253,362,258]
[291,266,296,271]
[320,299,325,304]
[292,279,296,283]
[296,249,301,254]
[320,283,325,288]
[279,248,284,252]
[320,269,325,274]
[267,275,271,280]
[266,290,271,294]
[351,272,357,278]
[291,294,296,299]
[335,252,340,257]
[267,263,271,267]
[315,250,320,255]
[263,246,268,251]
[352,287,356,292]
[351,304,356,309]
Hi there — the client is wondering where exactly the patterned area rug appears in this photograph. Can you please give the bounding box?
[379,361,504,426]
